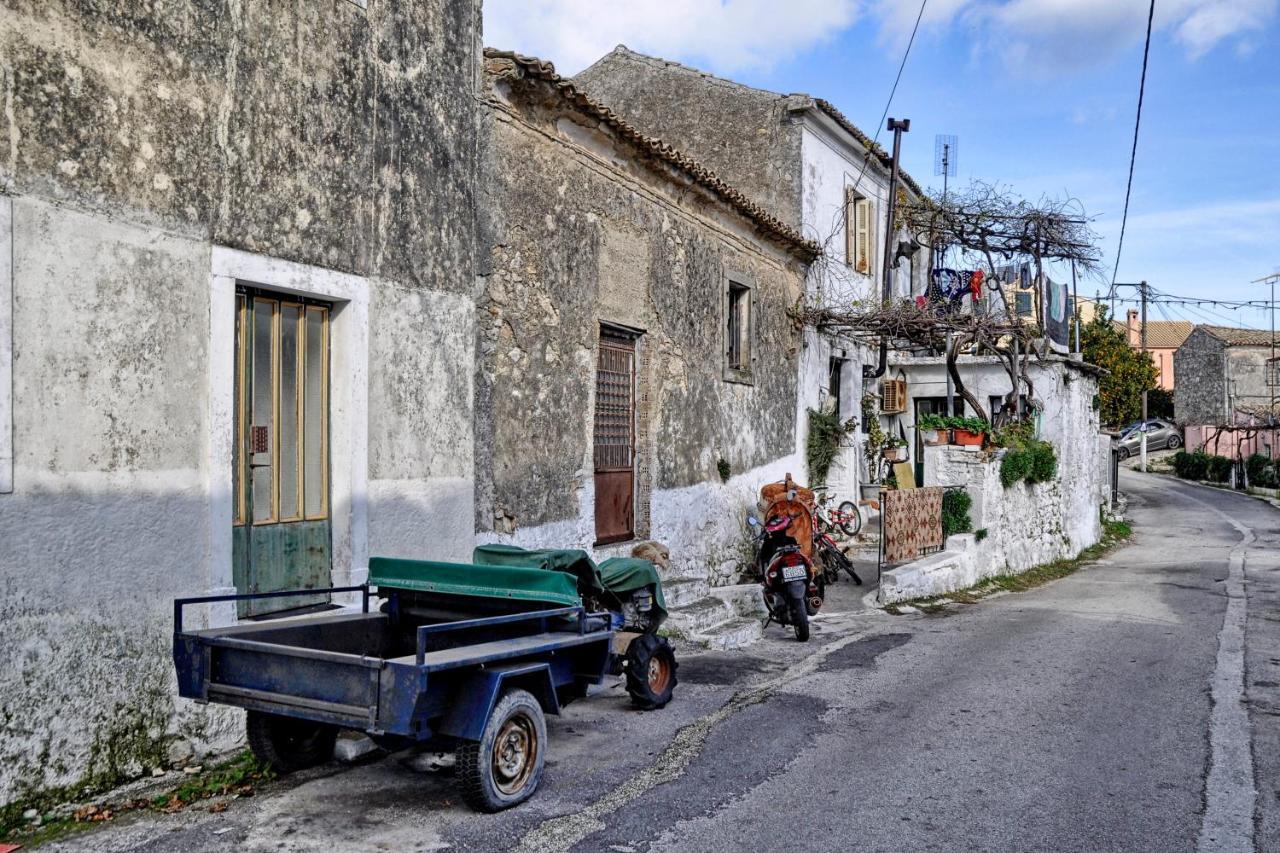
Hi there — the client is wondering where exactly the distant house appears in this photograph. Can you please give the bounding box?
[1120,311,1193,391]
[1176,325,1280,458]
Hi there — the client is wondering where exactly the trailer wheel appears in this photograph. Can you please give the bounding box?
[457,688,546,812]
[245,710,337,774]
[624,633,678,710]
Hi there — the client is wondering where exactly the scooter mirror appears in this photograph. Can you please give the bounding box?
[746,515,761,528]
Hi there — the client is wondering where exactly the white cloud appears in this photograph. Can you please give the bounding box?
[483,0,860,76]
[872,0,1278,70]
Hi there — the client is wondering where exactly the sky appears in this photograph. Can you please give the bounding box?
[484,0,1280,329]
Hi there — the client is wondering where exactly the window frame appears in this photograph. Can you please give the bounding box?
[1267,357,1280,387]
[844,186,874,275]
[723,272,755,385]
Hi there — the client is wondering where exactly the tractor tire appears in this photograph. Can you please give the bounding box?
[457,688,546,812]
[245,711,337,774]
[785,581,810,642]
[624,633,678,710]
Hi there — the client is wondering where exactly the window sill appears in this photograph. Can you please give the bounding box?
[723,368,754,386]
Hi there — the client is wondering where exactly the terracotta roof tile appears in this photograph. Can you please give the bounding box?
[484,49,821,262]
[811,99,924,198]
[1198,325,1279,347]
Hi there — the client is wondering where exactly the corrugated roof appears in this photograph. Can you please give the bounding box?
[1198,325,1280,347]
[484,48,820,262]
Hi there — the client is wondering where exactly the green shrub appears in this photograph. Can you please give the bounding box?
[1246,453,1276,488]
[717,457,731,483]
[1206,455,1233,483]
[974,528,988,542]
[941,489,973,538]
[1172,449,1209,481]
[806,409,856,486]
[1000,448,1032,487]
[1027,441,1058,484]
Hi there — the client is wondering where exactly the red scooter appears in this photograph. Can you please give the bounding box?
[749,475,823,642]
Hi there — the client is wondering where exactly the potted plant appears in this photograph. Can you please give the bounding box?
[950,416,989,447]
[917,413,950,445]
[881,437,908,462]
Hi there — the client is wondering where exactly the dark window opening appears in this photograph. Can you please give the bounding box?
[727,282,750,371]
[828,357,845,417]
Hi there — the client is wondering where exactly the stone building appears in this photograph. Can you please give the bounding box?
[575,46,930,500]
[1175,325,1280,425]
[475,51,816,589]
[0,0,480,805]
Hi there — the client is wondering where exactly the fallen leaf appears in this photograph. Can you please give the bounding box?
[208,801,228,814]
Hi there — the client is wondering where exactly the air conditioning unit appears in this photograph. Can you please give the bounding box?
[880,379,907,414]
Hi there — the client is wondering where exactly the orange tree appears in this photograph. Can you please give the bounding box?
[1081,309,1158,427]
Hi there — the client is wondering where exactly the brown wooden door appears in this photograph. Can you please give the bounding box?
[594,329,636,544]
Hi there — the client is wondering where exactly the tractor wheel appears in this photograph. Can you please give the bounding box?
[624,633,678,710]
[245,711,337,774]
[457,688,546,812]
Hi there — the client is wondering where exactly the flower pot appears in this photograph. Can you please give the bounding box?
[882,446,907,462]
[952,428,986,447]
[860,483,882,501]
[923,428,950,446]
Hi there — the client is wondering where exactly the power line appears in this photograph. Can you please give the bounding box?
[1109,0,1156,295]
[849,0,928,195]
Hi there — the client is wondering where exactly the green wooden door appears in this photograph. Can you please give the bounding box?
[232,290,332,618]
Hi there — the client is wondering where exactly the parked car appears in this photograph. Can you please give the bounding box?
[1115,419,1182,459]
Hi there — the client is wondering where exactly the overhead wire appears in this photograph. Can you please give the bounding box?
[848,0,928,196]
[1108,0,1157,297]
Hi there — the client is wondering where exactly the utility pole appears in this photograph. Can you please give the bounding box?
[1140,280,1149,473]
[866,117,910,380]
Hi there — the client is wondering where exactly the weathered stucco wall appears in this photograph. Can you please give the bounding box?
[878,357,1108,603]
[476,66,809,580]
[575,46,804,233]
[0,0,480,806]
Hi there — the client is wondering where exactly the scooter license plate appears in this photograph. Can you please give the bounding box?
[781,565,807,581]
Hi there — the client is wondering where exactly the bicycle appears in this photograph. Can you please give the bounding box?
[812,488,862,538]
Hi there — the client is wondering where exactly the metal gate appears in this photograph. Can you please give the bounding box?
[594,328,636,545]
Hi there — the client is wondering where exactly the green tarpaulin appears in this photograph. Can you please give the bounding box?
[471,546,667,624]
[368,557,581,608]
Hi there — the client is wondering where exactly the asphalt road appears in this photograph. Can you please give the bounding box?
[45,471,1280,852]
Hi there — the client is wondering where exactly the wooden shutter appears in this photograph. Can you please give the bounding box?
[844,186,857,268]
[855,198,872,275]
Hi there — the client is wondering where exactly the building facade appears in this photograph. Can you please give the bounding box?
[1123,311,1192,391]
[576,46,929,500]
[0,0,481,805]
[1175,325,1280,426]
[475,50,816,583]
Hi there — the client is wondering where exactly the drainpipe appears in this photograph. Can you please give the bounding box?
[864,117,910,380]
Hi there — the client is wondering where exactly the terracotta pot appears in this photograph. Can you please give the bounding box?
[882,446,907,462]
[952,428,985,447]
[923,429,950,446]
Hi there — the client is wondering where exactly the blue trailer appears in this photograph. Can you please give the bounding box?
[173,557,644,811]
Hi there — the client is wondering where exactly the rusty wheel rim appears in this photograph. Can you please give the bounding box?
[491,713,538,796]
[647,654,672,695]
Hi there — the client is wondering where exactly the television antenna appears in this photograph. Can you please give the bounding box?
[934,134,958,199]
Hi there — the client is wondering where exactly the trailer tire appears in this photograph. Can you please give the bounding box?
[457,688,546,812]
[624,633,678,710]
[245,711,337,774]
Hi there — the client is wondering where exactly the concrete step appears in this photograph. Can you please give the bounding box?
[706,582,766,619]
[664,595,737,637]
[689,617,764,651]
[662,576,710,609]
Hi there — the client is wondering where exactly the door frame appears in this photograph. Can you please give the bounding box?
[207,247,369,628]
[593,323,639,546]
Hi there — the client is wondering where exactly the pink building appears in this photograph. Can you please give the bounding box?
[1124,310,1192,391]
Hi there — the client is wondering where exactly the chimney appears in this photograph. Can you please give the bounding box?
[1127,309,1140,347]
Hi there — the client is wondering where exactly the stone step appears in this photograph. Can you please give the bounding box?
[661,576,710,610]
[706,582,766,619]
[688,617,764,651]
[664,595,737,638]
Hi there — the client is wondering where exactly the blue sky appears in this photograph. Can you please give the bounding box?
[486,0,1280,329]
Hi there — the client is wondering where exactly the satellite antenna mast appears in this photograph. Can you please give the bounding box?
[934,134,958,200]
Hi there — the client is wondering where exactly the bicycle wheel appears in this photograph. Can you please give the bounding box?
[837,501,862,537]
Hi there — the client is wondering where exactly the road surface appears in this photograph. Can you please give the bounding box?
[46,471,1280,852]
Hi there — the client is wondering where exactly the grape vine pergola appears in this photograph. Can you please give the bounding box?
[797,181,1103,426]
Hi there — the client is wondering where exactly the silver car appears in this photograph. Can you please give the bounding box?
[1115,418,1182,460]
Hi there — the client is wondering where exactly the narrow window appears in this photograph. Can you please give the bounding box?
[845,187,874,274]
[726,280,752,380]
[828,357,844,417]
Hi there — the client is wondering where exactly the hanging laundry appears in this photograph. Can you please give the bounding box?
[969,270,984,300]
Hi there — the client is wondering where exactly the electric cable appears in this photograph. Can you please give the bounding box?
[1109,0,1156,297]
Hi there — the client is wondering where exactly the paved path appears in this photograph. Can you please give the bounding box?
[46,471,1280,852]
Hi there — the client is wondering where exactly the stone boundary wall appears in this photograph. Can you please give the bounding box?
[880,442,1107,603]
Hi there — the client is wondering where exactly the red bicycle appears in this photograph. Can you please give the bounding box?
[811,489,863,586]
[813,489,862,538]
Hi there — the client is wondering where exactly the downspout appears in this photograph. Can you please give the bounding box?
[864,118,910,379]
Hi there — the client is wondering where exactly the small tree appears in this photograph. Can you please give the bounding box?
[1081,309,1158,427]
